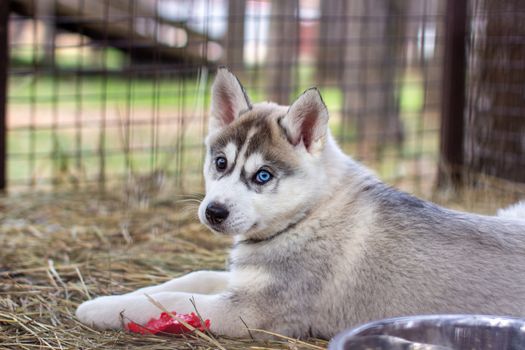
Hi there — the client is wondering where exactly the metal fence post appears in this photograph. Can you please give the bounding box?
[437,0,468,189]
[0,0,8,191]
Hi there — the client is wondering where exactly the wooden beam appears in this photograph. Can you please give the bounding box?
[9,0,213,65]
[437,0,468,189]
[0,0,8,190]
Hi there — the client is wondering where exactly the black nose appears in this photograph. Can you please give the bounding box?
[205,202,229,225]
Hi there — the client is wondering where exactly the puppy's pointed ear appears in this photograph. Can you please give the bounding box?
[209,67,251,133]
[281,88,329,152]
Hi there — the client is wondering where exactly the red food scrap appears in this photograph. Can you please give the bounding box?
[127,311,211,335]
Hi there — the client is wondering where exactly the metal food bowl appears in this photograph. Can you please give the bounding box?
[329,315,525,350]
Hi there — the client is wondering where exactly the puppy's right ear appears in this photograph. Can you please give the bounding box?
[209,67,251,134]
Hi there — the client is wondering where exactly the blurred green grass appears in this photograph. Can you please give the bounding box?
[8,67,433,191]
[9,76,210,108]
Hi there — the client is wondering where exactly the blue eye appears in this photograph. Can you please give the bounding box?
[254,169,273,185]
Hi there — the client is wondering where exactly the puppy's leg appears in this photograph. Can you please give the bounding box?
[127,270,229,295]
[76,291,257,337]
[76,271,230,330]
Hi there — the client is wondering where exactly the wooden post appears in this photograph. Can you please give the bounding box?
[266,0,299,105]
[0,0,9,191]
[437,0,468,189]
[464,0,525,184]
[225,0,246,70]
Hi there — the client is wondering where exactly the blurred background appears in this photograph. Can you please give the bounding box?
[2,1,525,347]
[2,0,525,210]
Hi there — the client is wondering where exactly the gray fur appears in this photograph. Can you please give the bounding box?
[76,69,525,341]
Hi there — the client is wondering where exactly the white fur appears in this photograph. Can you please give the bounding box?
[199,129,260,235]
[497,201,525,219]
[127,271,229,296]
[244,152,265,174]
[223,142,237,164]
[228,267,271,290]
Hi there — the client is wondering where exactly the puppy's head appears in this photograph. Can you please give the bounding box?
[198,68,330,240]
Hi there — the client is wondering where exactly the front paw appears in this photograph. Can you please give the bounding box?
[76,297,124,330]
[76,295,153,330]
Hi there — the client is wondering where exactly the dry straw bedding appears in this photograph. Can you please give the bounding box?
[3,178,520,350]
[0,190,328,350]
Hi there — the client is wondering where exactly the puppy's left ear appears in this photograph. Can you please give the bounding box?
[281,88,329,152]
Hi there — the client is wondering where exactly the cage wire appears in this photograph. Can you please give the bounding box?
[6,0,519,205]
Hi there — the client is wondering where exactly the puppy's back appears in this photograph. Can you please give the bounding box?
[356,185,525,320]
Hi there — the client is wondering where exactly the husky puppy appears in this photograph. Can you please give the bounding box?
[77,68,525,339]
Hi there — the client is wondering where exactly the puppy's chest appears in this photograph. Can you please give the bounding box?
[230,230,345,278]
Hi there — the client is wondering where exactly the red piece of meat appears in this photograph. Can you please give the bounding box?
[127,311,211,335]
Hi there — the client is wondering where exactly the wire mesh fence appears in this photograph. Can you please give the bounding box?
[4,0,519,203]
[9,0,216,191]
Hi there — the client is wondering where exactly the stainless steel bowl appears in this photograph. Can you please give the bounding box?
[329,315,525,350]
